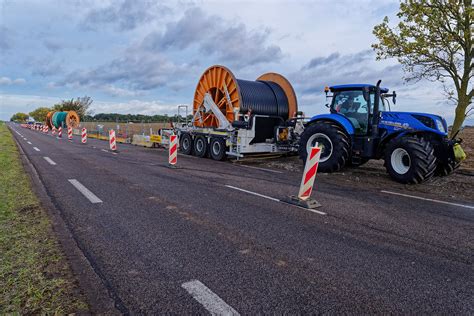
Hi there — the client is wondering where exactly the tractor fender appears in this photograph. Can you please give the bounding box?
[307,114,355,135]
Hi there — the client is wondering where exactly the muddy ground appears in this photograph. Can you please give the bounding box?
[244,127,474,203]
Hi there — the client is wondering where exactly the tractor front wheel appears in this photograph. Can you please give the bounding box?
[435,159,460,176]
[384,136,437,184]
[298,121,350,172]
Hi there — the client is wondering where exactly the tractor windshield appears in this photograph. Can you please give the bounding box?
[332,90,369,134]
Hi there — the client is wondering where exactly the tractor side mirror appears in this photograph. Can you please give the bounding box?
[393,91,397,104]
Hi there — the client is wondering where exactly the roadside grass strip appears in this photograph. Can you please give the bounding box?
[0,123,88,313]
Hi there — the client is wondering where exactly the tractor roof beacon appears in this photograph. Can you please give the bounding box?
[298,81,464,184]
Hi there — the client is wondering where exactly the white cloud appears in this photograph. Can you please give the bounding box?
[0,77,26,85]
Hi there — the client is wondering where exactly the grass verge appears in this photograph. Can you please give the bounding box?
[0,122,88,313]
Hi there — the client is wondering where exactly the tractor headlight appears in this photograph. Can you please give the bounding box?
[436,119,446,132]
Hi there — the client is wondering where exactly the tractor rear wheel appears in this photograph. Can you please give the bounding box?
[298,121,350,172]
[384,136,437,184]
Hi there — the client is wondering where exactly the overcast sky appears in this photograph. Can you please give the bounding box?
[0,0,471,124]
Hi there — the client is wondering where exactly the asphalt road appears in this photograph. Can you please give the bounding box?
[8,123,474,314]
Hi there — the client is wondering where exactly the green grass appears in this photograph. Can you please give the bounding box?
[0,122,88,314]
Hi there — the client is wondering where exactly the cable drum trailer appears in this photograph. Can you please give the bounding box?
[175,65,304,160]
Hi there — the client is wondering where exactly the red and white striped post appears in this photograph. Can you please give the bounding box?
[45,126,49,134]
[283,145,322,209]
[67,127,73,141]
[81,128,87,144]
[168,134,178,167]
[52,126,56,136]
[109,129,117,151]
[298,146,322,201]
[58,126,62,138]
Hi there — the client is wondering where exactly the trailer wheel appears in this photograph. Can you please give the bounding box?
[298,121,350,172]
[193,135,208,158]
[384,136,437,184]
[179,133,193,155]
[210,137,227,161]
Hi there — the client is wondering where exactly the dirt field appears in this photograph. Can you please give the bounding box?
[458,126,474,169]
[252,127,474,202]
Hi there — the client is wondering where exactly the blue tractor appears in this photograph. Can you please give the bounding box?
[298,81,465,184]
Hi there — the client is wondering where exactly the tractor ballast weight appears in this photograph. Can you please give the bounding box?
[298,81,465,184]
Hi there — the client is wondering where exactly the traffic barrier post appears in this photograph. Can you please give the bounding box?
[81,128,87,144]
[282,145,322,209]
[168,134,178,167]
[109,129,117,151]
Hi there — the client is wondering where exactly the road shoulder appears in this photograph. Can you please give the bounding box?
[7,124,119,314]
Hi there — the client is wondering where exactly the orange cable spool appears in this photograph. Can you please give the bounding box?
[193,65,298,128]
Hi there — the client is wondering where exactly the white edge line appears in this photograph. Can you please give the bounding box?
[240,164,283,174]
[68,179,103,204]
[43,156,57,166]
[182,280,240,316]
[381,190,474,210]
[225,185,280,202]
[225,185,326,215]
[33,147,40,151]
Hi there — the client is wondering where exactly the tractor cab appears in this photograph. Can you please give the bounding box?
[327,84,389,136]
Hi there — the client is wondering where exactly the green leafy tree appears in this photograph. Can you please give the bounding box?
[372,0,473,136]
[28,107,51,122]
[53,96,93,119]
[10,112,29,122]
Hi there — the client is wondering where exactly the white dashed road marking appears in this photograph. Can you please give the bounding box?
[381,190,474,210]
[68,179,103,204]
[43,157,57,166]
[182,280,240,316]
[27,141,32,144]
[33,147,40,151]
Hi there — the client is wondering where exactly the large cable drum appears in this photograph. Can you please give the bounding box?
[193,65,297,128]
[50,111,80,129]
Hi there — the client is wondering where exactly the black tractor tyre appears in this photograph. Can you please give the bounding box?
[384,136,437,184]
[435,159,460,176]
[210,137,227,161]
[179,133,193,155]
[298,121,350,172]
[193,135,208,158]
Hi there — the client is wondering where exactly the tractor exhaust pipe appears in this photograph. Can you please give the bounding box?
[372,80,382,134]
